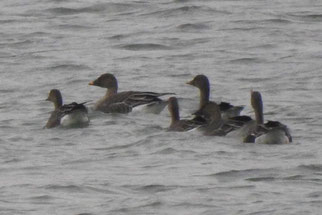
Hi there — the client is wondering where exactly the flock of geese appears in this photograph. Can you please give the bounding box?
[45,73,292,144]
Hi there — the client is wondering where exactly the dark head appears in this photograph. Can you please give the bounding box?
[46,89,63,109]
[251,90,264,124]
[187,75,210,106]
[168,97,180,122]
[186,75,210,90]
[89,73,118,91]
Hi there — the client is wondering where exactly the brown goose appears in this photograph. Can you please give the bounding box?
[198,102,239,136]
[45,89,89,128]
[89,73,173,114]
[186,75,244,122]
[167,97,203,132]
[243,91,292,144]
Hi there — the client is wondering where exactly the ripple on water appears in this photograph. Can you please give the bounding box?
[135,184,177,193]
[263,18,293,24]
[76,213,95,215]
[141,5,229,18]
[153,147,178,155]
[152,147,197,155]
[47,63,91,71]
[307,191,322,199]
[177,23,210,32]
[7,136,34,143]
[46,3,137,16]
[44,184,84,193]
[110,200,163,213]
[229,57,265,64]
[3,158,21,164]
[288,13,322,22]
[56,24,96,30]
[298,164,322,172]
[209,168,278,182]
[117,43,172,51]
[29,195,56,203]
[245,176,276,182]
[92,138,149,151]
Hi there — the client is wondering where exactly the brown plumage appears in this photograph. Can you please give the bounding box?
[89,73,173,113]
[186,74,244,121]
[198,102,233,136]
[45,89,89,128]
[243,91,292,144]
[167,97,203,132]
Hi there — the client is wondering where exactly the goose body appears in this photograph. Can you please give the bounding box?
[89,73,173,114]
[243,91,292,144]
[186,75,243,122]
[45,89,89,128]
[198,102,238,136]
[168,97,203,132]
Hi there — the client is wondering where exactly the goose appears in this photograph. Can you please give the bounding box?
[244,91,292,144]
[45,89,89,128]
[198,102,240,136]
[89,73,173,114]
[167,97,203,132]
[186,74,244,122]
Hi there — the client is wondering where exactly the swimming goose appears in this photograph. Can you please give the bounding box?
[89,73,173,114]
[224,115,256,140]
[45,89,89,128]
[244,91,292,144]
[186,75,244,121]
[167,97,204,132]
[198,102,240,136]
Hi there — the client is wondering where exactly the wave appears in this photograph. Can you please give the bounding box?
[46,3,137,16]
[153,147,178,154]
[210,168,276,177]
[288,13,322,22]
[117,43,172,51]
[29,195,55,201]
[229,57,264,64]
[5,39,34,48]
[135,184,176,193]
[177,23,210,31]
[109,199,163,213]
[76,213,94,215]
[222,26,265,31]
[48,64,91,71]
[208,168,279,182]
[245,176,276,182]
[264,18,292,24]
[44,184,84,192]
[56,24,94,30]
[142,5,229,17]
[0,19,18,24]
[233,18,292,25]
[298,164,322,171]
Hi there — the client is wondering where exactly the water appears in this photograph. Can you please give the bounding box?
[1,0,322,214]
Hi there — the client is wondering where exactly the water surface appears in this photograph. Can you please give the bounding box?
[1,0,322,214]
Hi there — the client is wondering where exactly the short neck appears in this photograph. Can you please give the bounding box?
[199,84,210,108]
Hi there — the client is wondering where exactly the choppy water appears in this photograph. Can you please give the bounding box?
[1,0,322,214]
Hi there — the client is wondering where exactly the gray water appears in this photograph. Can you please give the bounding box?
[1,0,322,214]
